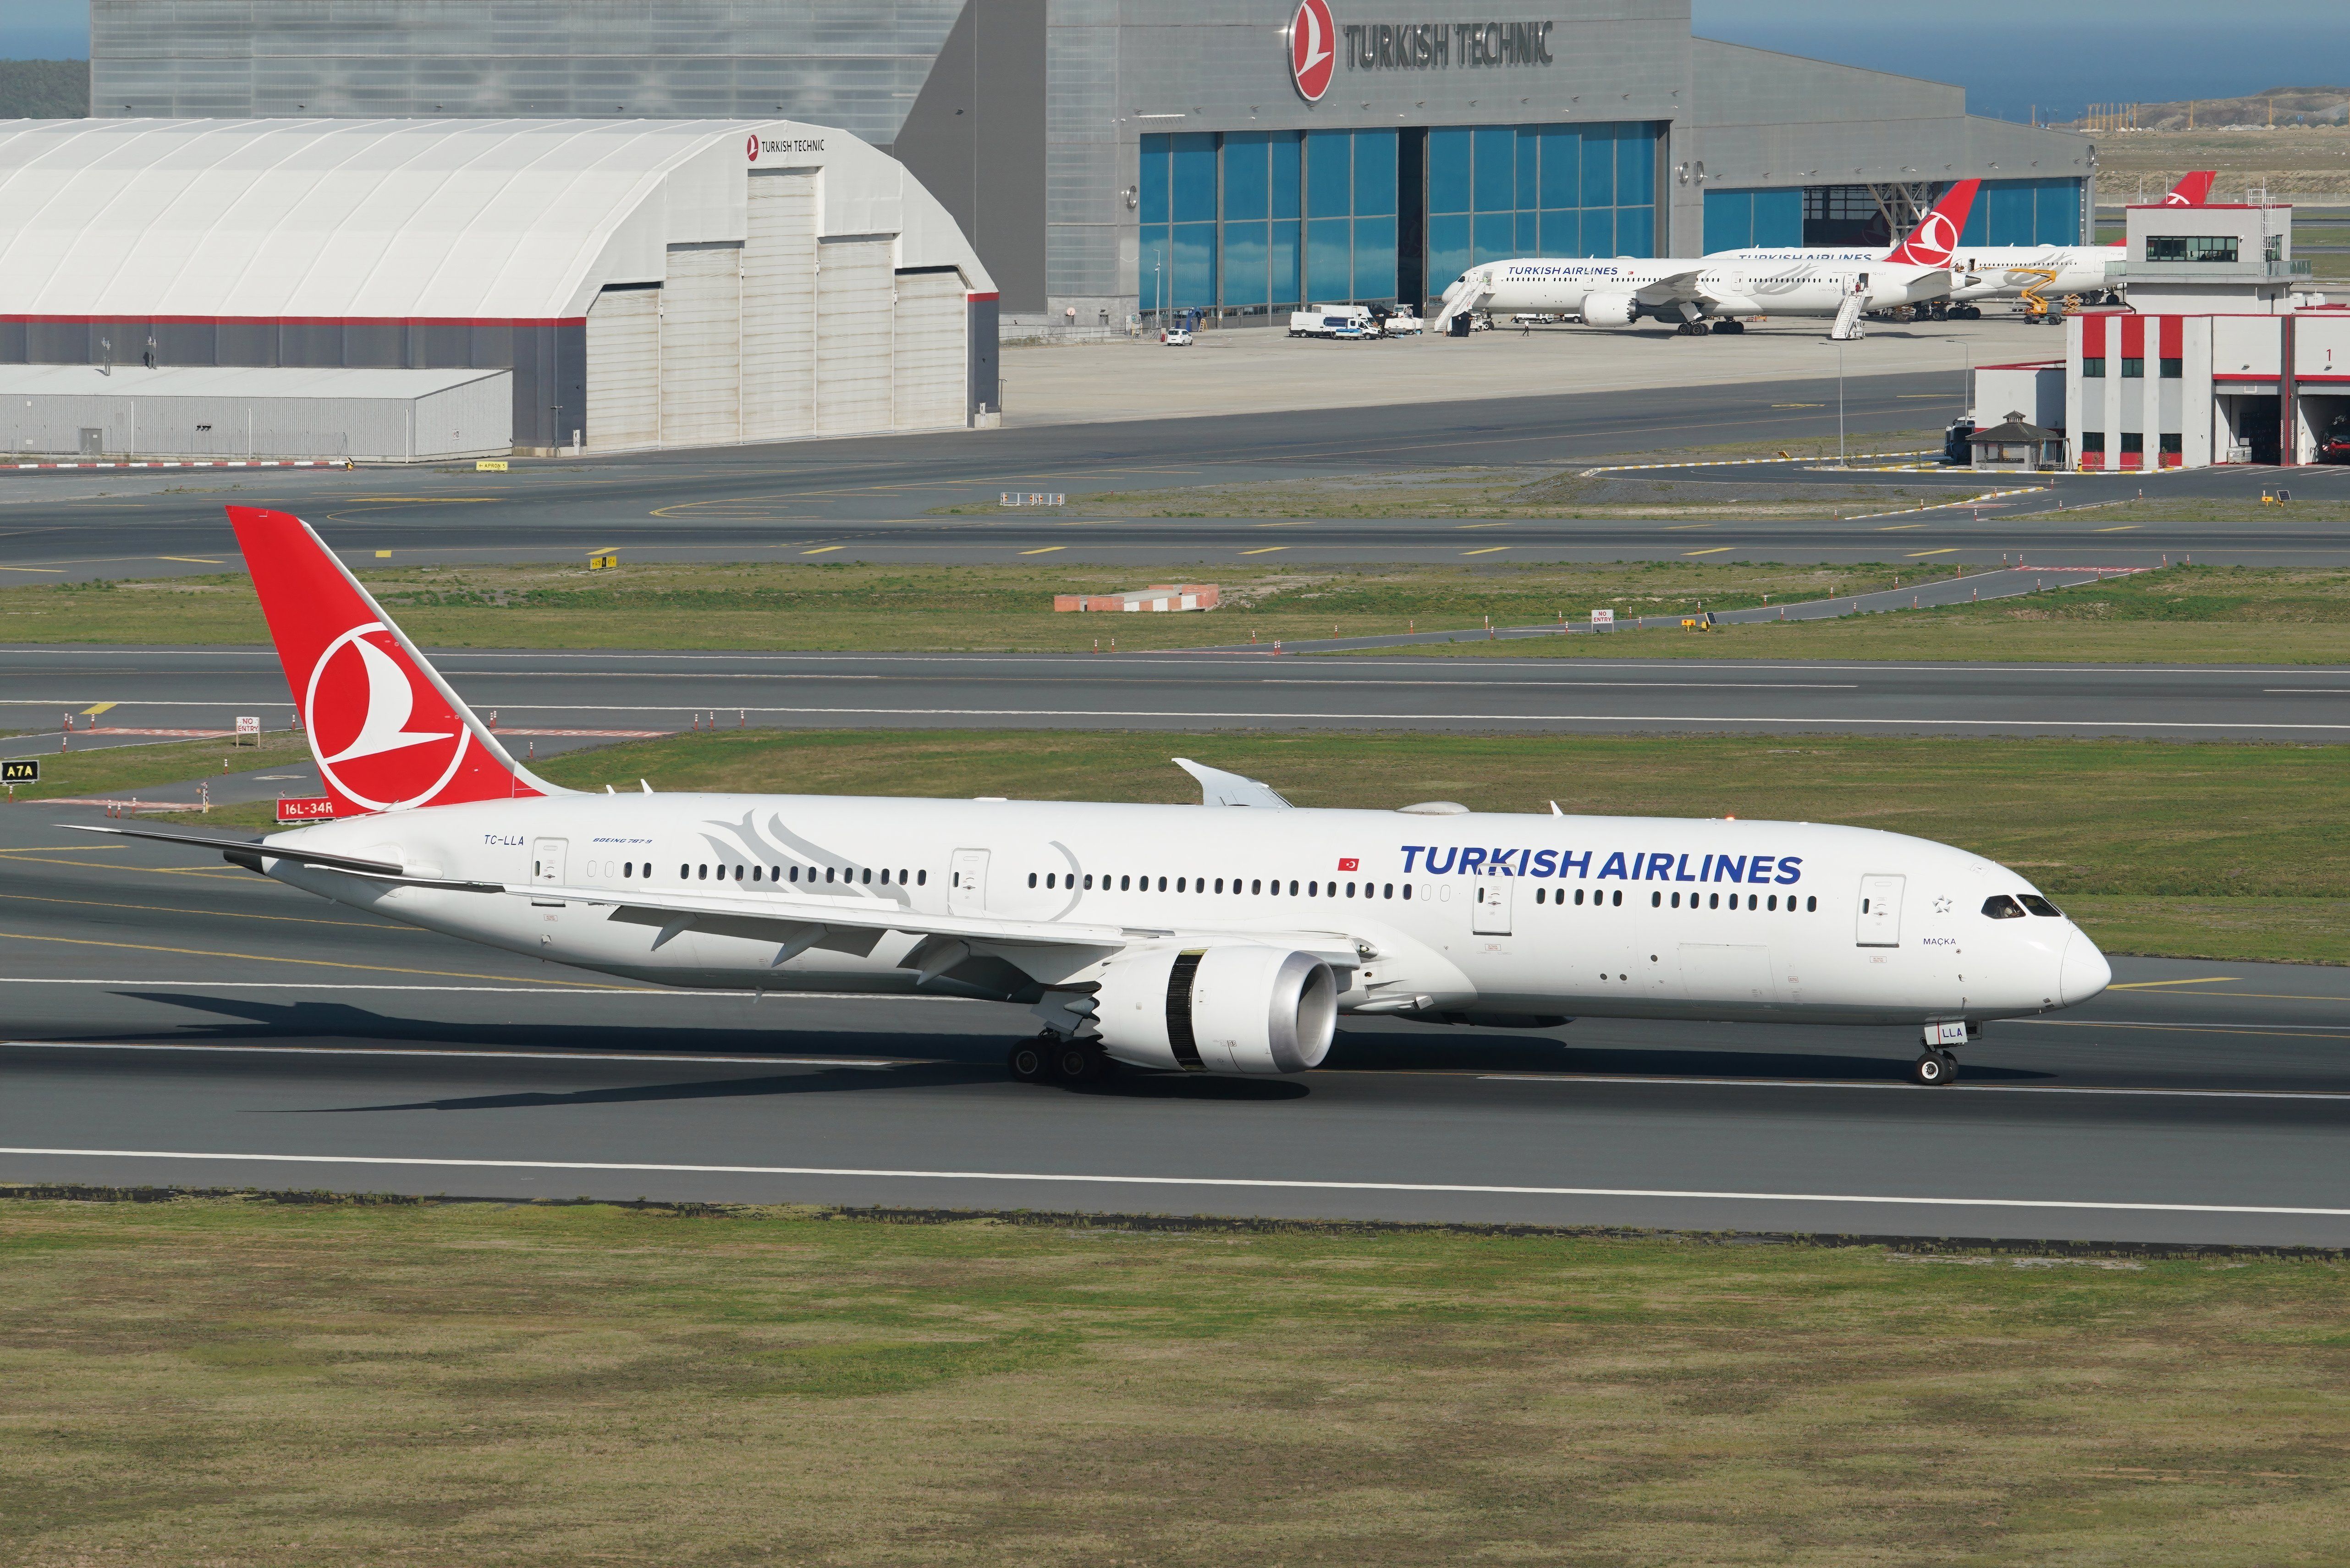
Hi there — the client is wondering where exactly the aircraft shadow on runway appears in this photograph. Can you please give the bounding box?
[1328,1029,2053,1083]
[88,993,2047,1095]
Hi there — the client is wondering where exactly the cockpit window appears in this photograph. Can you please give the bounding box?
[2018,894,2064,918]
[1981,895,2026,919]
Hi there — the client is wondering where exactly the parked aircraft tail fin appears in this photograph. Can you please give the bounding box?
[1884,179,1980,268]
[2164,170,2217,206]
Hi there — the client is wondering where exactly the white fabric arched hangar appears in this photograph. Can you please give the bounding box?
[0,118,998,457]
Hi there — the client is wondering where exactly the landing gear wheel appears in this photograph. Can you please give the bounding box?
[1052,1041,1106,1084]
[1714,318,1745,335]
[1007,1039,1051,1083]
[1911,1051,1955,1086]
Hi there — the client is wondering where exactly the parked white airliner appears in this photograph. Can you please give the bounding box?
[1706,171,2219,307]
[77,507,2110,1088]
[1431,180,1980,336]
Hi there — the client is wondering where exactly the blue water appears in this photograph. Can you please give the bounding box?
[1693,2,2350,124]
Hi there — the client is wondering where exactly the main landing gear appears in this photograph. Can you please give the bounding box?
[1007,1034,1113,1086]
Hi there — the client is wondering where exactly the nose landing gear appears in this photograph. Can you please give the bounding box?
[1911,1050,1959,1086]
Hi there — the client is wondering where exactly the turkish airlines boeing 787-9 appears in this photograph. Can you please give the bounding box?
[76,507,2110,1088]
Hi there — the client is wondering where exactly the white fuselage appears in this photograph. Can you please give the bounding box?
[1439,256,1945,323]
[262,792,2107,1028]
[1708,244,2119,302]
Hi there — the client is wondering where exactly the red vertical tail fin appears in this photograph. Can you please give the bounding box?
[1885,179,1978,268]
[2164,171,2216,206]
[227,506,559,815]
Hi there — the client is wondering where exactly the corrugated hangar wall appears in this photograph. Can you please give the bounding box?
[583,171,971,454]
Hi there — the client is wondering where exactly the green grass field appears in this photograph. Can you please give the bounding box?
[6,561,2350,663]
[1,1195,2342,1567]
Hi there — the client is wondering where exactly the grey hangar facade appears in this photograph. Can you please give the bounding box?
[83,0,2093,338]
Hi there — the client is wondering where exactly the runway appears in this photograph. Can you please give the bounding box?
[1,372,2344,581]
[7,643,2350,756]
[1,814,2345,1245]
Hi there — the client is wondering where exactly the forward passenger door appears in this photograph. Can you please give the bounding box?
[1856,874,1904,946]
[1470,870,1513,935]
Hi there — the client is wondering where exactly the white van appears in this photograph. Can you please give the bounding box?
[1288,304,1374,339]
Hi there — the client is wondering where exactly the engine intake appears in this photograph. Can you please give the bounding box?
[1580,290,1638,328]
[1089,945,1338,1075]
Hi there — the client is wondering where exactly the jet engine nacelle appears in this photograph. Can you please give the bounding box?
[1580,290,1639,328]
[1088,945,1338,1075]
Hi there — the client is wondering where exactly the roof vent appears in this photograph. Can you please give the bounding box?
[1397,801,1469,815]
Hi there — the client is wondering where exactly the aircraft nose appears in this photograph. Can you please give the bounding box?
[2058,931,2113,1006]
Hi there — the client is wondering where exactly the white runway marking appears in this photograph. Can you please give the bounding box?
[1477,1074,2350,1101]
[2,1146,2343,1216]
[15,701,2327,731]
[0,1041,893,1067]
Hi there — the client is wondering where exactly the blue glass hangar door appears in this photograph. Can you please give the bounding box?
[1421,121,1662,308]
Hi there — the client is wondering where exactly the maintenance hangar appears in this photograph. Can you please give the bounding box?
[0,118,998,457]
[84,0,2094,331]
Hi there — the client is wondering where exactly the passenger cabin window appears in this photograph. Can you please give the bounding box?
[1982,895,2026,919]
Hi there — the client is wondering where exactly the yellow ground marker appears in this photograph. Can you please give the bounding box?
[0,566,65,573]
[1681,546,1734,556]
[1239,546,1288,555]
[802,545,846,555]
[1255,520,1313,527]
[1018,546,1066,555]
[1462,545,1510,556]
[2096,524,2141,533]
[79,702,116,717]
[2108,976,2238,990]
[155,556,223,565]
[1663,523,1713,531]
[1907,547,1960,557]
[1878,523,1926,531]
[1772,402,1826,408]
[374,550,393,557]
[1457,521,1510,530]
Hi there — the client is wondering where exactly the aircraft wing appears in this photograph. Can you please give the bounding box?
[62,823,504,892]
[1631,268,1708,307]
[514,879,1370,971]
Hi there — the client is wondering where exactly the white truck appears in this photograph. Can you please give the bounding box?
[1288,304,1374,339]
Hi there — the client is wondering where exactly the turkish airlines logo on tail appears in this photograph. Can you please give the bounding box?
[1289,0,1336,102]
[1885,179,1978,269]
[1892,211,1959,268]
[306,622,470,811]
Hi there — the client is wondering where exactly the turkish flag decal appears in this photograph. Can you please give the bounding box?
[1337,857,1360,871]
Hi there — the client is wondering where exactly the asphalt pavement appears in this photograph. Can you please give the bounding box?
[1,371,2344,580]
[6,643,2348,759]
[1,813,2343,1245]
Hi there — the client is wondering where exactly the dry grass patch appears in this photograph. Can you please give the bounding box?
[0,1196,2343,1567]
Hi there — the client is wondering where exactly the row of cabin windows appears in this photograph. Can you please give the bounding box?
[1029,872,1411,900]
[2081,358,2182,378]
[1525,886,1804,909]
[594,861,925,886]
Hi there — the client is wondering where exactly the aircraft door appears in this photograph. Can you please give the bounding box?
[1471,870,1513,935]
[1856,874,1904,946]
[948,848,989,914]
[531,838,567,886]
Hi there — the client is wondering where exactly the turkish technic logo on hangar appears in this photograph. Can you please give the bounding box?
[1288,0,1337,101]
